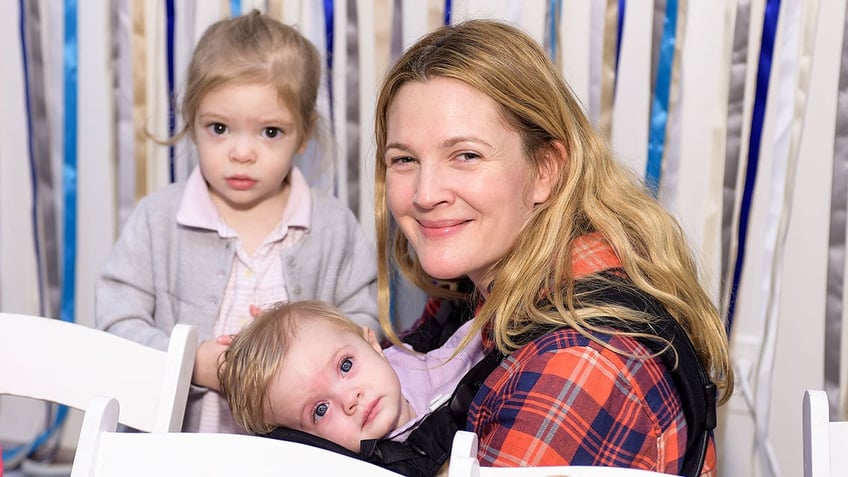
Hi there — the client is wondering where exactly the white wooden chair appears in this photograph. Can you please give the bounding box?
[0,312,196,433]
[803,389,848,477]
[70,396,404,477]
[447,430,681,477]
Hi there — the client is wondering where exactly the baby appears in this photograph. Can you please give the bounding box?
[218,300,483,452]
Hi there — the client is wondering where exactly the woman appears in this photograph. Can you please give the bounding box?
[373,19,732,475]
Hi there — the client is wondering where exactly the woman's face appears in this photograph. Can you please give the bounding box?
[384,77,552,290]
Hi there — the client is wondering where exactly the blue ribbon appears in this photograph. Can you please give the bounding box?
[61,0,78,327]
[645,0,678,196]
[726,0,782,335]
[546,0,561,60]
[230,0,241,16]
[166,0,175,182]
[444,0,451,25]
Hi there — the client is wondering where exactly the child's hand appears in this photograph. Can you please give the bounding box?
[192,339,229,391]
[216,334,235,346]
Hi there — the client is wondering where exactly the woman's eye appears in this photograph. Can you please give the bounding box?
[457,152,480,161]
[388,156,416,166]
[263,127,281,138]
[340,357,353,373]
[210,123,227,135]
[312,402,329,423]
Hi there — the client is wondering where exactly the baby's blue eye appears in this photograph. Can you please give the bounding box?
[340,358,353,373]
[313,402,329,423]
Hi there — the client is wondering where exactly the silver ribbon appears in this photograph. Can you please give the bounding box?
[111,0,136,231]
[825,7,848,418]
[346,0,360,216]
[720,0,751,315]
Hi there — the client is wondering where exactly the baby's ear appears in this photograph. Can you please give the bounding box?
[362,326,386,356]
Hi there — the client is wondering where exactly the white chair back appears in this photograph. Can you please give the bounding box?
[803,389,848,477]
[448,430,682,477]
[0,312,196,432]
[70,396,405,477]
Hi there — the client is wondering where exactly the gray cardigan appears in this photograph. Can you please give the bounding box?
[95,181,378,430]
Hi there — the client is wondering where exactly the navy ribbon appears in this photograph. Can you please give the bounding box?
[615,0,626,95]
[725,0,782,335]
[444,0,451,25]
[166,0,175,182]
[324,0,335,130]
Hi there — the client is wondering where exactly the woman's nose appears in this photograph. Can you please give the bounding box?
[413,163,451,208]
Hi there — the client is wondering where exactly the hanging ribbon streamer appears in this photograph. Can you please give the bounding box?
[166,0,176,182]
[131,0,148,201]
[720,0,752,317]
[21,0,60,320]
[111,0,136,230]
[173,0,199,184]
[324,0,335,131]
[725,0,781,335]
[62,0,78,326]
[544,0,562,63]
[444,0,451,25]
[346,0,360,216]
[753,2,817,474]
[230,0,241,16]
[699,1,738,304]
[8,0,83,463]
[644,0,678,196]
[598,0,618,139]
[614,0,625,94]
[391,0,403,61]
[268,0,283,19]
[2,0,69,465]
[657,0,687,205]
[825,8,848,418]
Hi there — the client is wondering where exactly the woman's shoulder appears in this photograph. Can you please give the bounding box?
[500,327,674,397]
[511,326,657,360]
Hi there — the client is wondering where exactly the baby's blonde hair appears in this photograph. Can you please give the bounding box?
[219,300,363,434]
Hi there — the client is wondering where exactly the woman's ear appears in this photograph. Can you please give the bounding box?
[532,140,565,204]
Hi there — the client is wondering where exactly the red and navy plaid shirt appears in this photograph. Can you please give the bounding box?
[416,233,717,474]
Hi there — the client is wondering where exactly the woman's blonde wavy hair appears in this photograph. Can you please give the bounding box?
[373,19,732,403]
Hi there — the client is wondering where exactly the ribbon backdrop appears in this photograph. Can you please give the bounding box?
[2,1,847,476]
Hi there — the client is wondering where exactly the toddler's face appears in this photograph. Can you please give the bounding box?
[193,81,305,217]
[264,320,414,452]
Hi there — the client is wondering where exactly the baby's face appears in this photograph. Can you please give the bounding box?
[264,320,414,452]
